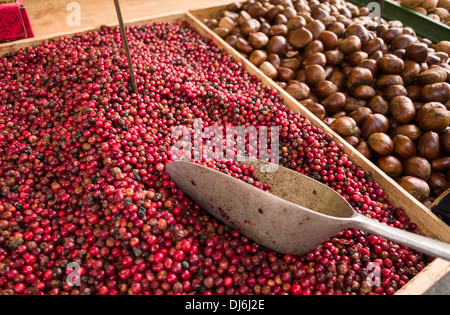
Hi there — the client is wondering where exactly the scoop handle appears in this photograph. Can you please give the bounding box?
[352,214,450,261]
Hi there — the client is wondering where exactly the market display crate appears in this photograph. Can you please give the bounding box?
[0,8,449,295]
[0,0,34,43]
[350,0,450,43]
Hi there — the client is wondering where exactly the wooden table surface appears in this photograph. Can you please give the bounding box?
[22,0,236,38]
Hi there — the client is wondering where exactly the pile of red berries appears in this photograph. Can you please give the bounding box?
[0,22,427,295]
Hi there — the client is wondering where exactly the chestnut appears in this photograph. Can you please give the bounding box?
[274,14,288,25]
[236,38,254,54]
[397,176,431,202]
[304,64,326,86]
[380,27,403,44]
[421,82,450,103]
[250,50,268,67]
[417,67,448,86]
[358,59,378,77]
[330,116,359,137]
[390,124,423,142]
[225,35,238,48]
[319,31,338,50]
[401,60,421,86]
[265,5,284,23]
[440,129,450,154]
[248,32,269,49]
[431,156,450,172]
[302,101,327,120]
[288,28,313,49]
[314,80,338,99]
[219,17,237,31]
[390,95,416,124]
[325,50,345,66]
[277,67,296,82]
[330,70,346,91]
[378,56,404,74]
[383,85,408,102]
[237,10,252,25]
[405,42,429,63]
[427,172,448,192]
[375,74,404,89]
[344,24,370,45]
[417,131,441,160]
[241,18,261,35]
[344,97,367,113]
[362,37,385,56]
[348,107,373,126]
[322,92,346,114]
[344,136,360,147]
[361,113,390,139]
[267,36,288,56]
[286,16,306,31]
[268,54,281,69]
[390,34,417,51]
[303,52,327,67]
[259,61,278,79]
[356,141,373,160]
[415,102,447,124]
[393,134,417,160]
[213,28,230,39]
[367,133,394,156]
[352,85,376,99]
[281,56,302,72]
[339,35,362,55]
[328,22,345,36]
[404,157,432,181]
[270,24,289,36]
[249,6,268,19]
[286,82,310,101]
[368,96,390,116]
[305,20,326,39]
[407,85,422,101]
[346,67,373,88]
[346,51,369,67]
[304,40,324,58]
[417,107,450,133]
[376,155,404,178]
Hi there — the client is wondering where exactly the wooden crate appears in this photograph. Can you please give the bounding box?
[1,9,449,295]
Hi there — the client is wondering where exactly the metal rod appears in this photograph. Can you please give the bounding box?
[113,0,138,94]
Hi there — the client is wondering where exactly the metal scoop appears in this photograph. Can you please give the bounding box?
[166,160,450,261]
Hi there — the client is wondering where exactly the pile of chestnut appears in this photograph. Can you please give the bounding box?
[203,0,450,208]
[399,0,450,26]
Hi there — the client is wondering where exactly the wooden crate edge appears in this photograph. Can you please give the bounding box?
[0,11,187,57]
[396,258,450,295]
